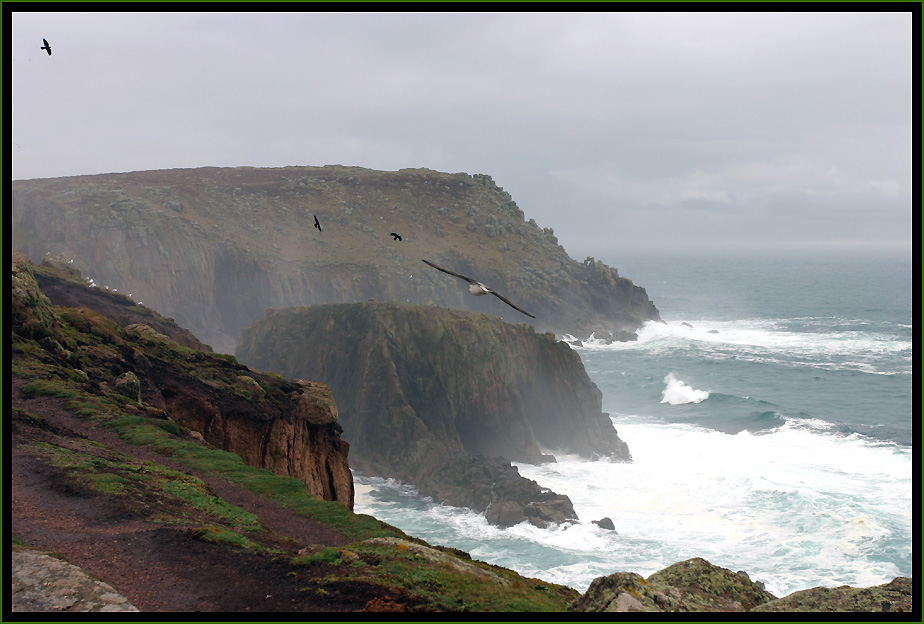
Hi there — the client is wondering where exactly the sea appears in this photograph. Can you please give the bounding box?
[353,251,914,598]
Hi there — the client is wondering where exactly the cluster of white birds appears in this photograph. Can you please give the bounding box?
[81,274,141,305]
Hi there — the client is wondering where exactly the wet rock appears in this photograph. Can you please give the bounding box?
[592,517,616,531]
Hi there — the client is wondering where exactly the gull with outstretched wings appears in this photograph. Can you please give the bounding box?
[422,259,535,319]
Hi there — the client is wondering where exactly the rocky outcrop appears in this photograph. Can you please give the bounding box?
[236,301,631,527]
[11,251,353,508]
[12,550,140,612]
[12,166,660,353]
[569,558,778,612]
[570,557,913,613]
[751,577,913,613]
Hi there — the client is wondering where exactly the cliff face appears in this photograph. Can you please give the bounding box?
[236,301,631,527]
[12,166,660,353]
[12,252,353,508]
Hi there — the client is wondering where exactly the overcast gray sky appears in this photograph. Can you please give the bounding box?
[11,11,913,258]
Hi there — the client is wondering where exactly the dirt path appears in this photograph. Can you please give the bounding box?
[10,384,383,612]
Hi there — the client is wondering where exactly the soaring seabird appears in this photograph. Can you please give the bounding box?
[422,259,535,319]
[41,38,52,56]
[313,215,322,232]
[390,232,402,241]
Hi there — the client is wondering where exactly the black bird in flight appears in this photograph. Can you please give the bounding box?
[41,38,52,56]
[313,215,322,232]
[390,232,402,241]
[422,259,535,319]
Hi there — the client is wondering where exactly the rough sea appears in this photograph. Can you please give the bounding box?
[353,251,914,598]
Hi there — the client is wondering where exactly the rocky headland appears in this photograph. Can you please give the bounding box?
[12,165,660,353]
[10,250,913,613]
[236,301,630,528]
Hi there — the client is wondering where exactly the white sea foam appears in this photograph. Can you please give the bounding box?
[577,319,911,376]
[354,415,912,598]
[512,418,912,596]
[660,373,709,404]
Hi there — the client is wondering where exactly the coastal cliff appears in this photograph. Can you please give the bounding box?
[236,301,631,527]
[12,252,353,508]
[11,252,912,612]
[12,165,660,353]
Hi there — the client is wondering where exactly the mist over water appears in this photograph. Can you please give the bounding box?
[354,253,913,597]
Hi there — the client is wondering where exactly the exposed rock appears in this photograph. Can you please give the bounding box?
[11,252,353,509]
[569,558,778,612]
[11,251,64,343]
[111,371,141,403]
[237,301,631,527]
[427,453,577,529]
[751,577,913,613]
[592,517,616,531]
[13,166,660,353]
[12,550,139,612]
[573,562,915,613]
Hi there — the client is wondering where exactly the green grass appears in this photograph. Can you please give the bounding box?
[25,438,262,535]
[291,541,578,612]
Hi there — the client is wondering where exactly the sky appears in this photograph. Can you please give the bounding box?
[10,11,914,258]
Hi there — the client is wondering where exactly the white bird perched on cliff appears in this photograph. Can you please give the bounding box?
[422,259,536,319]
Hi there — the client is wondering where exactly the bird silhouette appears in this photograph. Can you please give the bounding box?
[40,38,52,56]
[313,215,322,232]
[390,232,402,241]
[422,259,535,319]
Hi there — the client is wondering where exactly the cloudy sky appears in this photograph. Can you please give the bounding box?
[11,11,913,258]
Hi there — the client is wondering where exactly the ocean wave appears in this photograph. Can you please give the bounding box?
[660,373,709,405]
[578,319,911,376]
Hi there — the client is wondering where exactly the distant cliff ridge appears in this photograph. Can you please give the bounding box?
[236,301,631,527]
[12,166,660,353]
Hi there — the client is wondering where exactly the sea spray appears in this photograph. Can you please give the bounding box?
[354,254,912,599]
[660,373,709,404]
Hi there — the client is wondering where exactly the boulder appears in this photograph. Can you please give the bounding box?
[592,517,616,531]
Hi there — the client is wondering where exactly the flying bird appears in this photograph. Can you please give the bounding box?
[422,259,535,319]
[313,215,322,232]
[40,38,52,55]
[390,232,402,241]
